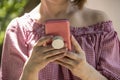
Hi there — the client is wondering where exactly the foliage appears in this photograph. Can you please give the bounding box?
[0,0,28,45]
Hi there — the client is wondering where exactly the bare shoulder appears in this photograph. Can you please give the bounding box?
[83,8,111,24]
[92,9,110,21]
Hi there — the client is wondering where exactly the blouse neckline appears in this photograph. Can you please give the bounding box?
[24,13,113,34]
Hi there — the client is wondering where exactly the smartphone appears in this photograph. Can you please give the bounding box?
[45,19,71,50]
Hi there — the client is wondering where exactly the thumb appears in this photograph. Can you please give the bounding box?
[71,35,82,53]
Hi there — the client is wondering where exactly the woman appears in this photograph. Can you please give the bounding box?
[1,0,120,80]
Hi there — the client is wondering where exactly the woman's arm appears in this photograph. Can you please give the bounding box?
[56,35,108,80]
[1,18,28,80]
[77,62,108,80]
[56,11,120,80]
[20,63,39,80]
[19,36,67,80]
[2,18,67,80]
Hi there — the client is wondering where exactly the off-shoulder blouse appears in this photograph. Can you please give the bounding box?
[1,13,120,80]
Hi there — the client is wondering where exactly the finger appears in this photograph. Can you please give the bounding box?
[44,48,67,58]
[55,60,73,70]
[35,46,55,55]
[58,56,78,66]
[66,51,80,60]
[42,45,55,52]
[71,35,82,53]
[46,53,65,63]
[35,36,53,46]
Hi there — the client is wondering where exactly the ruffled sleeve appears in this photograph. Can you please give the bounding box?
[97,23,120,80]
[1,18,28,80]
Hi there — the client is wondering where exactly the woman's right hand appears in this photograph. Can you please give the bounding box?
[24,36,67,73]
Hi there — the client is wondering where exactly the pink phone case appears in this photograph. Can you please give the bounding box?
[45,19,71,50]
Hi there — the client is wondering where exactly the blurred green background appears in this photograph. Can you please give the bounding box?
[0,0,40,62]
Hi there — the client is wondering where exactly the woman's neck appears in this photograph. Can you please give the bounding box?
[30,1,79,23]
[39,0,77,22]
[44,1,68,14]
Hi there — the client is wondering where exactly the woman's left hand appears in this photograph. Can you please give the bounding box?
[55,35,89,78]
[55,35,108,80]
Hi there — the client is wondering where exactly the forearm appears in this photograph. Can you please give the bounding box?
[78,63,108,80]
[19,65,39,80]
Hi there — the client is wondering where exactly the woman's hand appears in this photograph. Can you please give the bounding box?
[55,35,108,80]
[27,36,67,72]
[55,35,87,77]
[20,36,67,80]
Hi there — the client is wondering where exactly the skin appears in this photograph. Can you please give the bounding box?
[20,0,109,80]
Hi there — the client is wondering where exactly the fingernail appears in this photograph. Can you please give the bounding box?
[66,48,68,51]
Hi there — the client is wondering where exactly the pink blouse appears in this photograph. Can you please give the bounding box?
[1,13,120,80]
